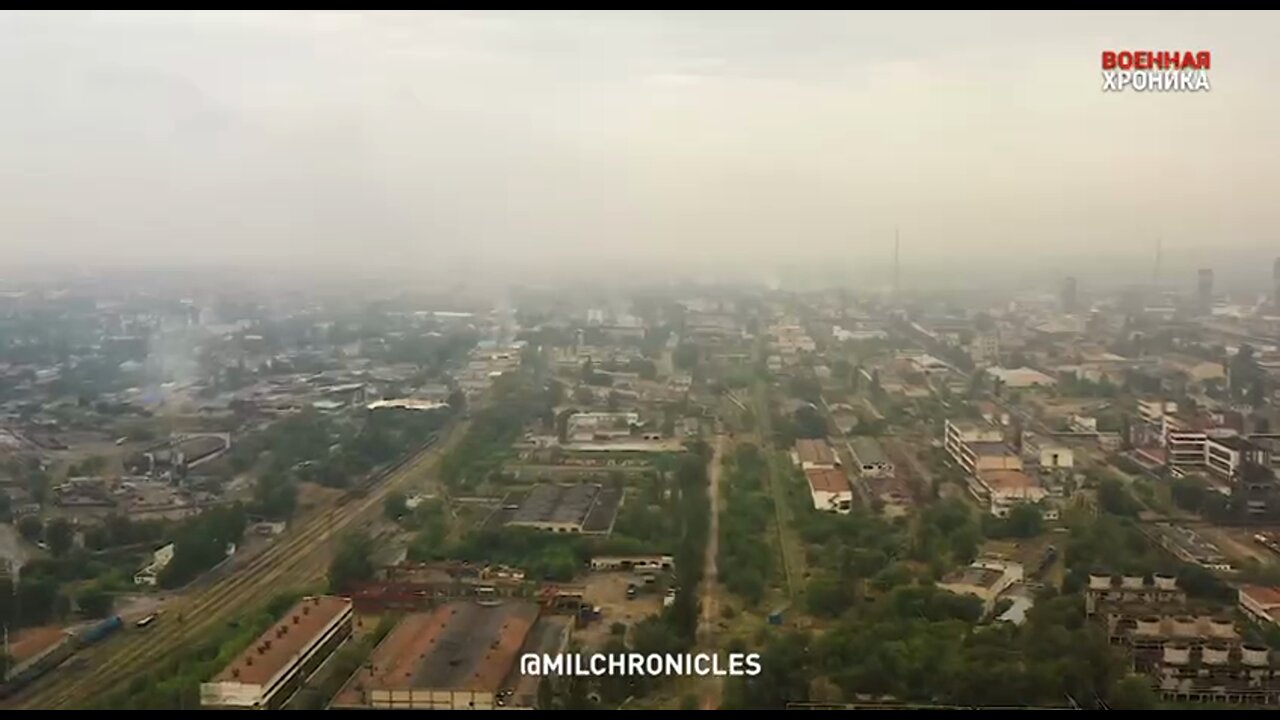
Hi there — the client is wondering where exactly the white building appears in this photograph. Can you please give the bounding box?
[943,419,1020,477]
[1205,436,1268,480]
[134,543,175,586]
[986,366,1057,388]
[804,467,853,514]
[939,558,1024,614]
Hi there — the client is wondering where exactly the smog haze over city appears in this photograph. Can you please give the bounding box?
[4,10,1280,713]
[2,11,1279,291]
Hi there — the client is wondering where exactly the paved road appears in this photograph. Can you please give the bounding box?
[699,435,727,710]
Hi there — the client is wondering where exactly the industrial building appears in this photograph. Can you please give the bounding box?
[1239,585,1280,627]
[943,419,1015,476]
[200,596,353,710]
[1147,523,1233,572]
[331,600,571,710]
[133,543,175,586]
[937,558,1023,614]
[967,469,1049,518]
[849,437,893,478]
[494,483,622,535]
[1084,572,1184,616]
[1205,435,1269,480]
[804,467,853,514]
[791,438,838,469]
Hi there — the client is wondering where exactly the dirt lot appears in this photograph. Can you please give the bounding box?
[576,572,667,649]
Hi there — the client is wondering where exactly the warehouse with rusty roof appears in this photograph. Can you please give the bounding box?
[331,600,570,710]
[200,595,353,710]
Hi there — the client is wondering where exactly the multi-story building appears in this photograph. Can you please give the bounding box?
[943,419,1005,473]
[200,596,354,710]
[1205,436,1270,481]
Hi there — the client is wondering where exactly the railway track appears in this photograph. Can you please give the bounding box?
[12,422,466,710]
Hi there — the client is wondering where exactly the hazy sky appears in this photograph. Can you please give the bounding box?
[2,11,1278,282]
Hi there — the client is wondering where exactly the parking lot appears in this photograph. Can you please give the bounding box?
[576,572,668,648]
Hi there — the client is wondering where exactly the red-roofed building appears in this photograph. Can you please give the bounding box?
[1239,585,1280,627]
[804,467,852,514]
[200,595,353,709]
[331,600,570,710]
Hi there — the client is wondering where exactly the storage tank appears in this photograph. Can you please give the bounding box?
[1134,615,1163,636]
[1202,643,1230,666]
[1162,642,1191,666]
[1243,644,1270,668]
[1152,572,1177,590]
[1209,617,1236,639]
[1088,572,1113,590]
[1171,615,1198,637]
[1121,575,1145,590]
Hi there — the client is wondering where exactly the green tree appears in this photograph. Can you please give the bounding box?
[673,343,699,371]
[1005,504,1044,538]
[1097,478,1141,518]
[385,491,409,522]
[329,530,376,592]
[17,515,43,543]
[45,517,74,557]
[77,586,114,619]
[1109,675,1158,710]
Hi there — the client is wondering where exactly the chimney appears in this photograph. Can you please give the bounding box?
[293,615,300,625]
[232,669,240,679]
[246,657,253,666]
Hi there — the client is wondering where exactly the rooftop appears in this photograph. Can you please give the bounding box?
[335,601,539,703]
[214,595,352,687]
[510,484,600,526]
[943,567,1005,590]
[969,441,1015,456]
[1241,585,1280,610]
[8,626,68,666]
[805,467,851,495]
[794,438,836,466]
[1209,435,1259,453]
[851,437,888,465]
[981,469,1038,492]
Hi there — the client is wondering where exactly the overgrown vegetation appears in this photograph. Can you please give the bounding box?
[719,444,775,606]
[94,591,307,709]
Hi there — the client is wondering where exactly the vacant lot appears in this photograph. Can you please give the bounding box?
[577,571,666,648]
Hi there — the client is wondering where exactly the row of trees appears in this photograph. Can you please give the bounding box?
[719,444,775,606]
